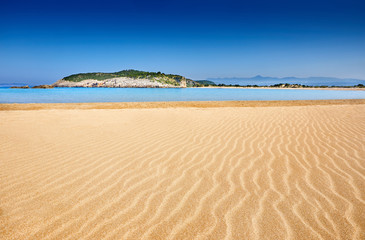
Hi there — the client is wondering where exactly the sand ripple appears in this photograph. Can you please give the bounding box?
[1,104,364,239]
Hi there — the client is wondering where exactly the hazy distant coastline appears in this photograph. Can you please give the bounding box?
[208,75,365,86]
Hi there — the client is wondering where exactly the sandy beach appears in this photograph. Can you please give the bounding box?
[1,100,364,239]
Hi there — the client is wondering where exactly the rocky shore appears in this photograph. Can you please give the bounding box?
[52,77,184,88]
[32,85,54,89]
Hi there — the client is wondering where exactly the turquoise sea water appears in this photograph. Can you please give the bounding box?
[0,88,364,103]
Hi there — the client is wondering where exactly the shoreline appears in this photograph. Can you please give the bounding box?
[1,99,364,111]
[199,86,365,90]
[3,86,365,91]
[4,87,365,90]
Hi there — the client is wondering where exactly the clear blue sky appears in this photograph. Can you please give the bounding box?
[1,0,364,84]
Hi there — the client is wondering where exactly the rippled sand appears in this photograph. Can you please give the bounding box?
[1,103,364,239]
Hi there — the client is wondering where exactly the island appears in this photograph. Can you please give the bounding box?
[52,69,198,88]
[9,70,365,89]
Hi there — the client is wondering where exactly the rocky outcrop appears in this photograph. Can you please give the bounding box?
[52,77,184,88]
[10,85,29,89]
[32,85,54,89]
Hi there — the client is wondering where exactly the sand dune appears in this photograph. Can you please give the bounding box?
[0,103,364,239]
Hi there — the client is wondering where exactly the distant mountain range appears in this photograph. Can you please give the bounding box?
[207,76,365,86]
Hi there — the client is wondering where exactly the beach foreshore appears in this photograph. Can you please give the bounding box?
[1,99,364,110]
[1,101,364,239]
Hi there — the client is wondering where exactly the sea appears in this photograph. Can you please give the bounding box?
[0,87,364,103]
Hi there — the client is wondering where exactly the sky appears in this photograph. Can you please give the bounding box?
[0,0,365,84]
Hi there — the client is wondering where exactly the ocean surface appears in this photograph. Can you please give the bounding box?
[0,87,364,103]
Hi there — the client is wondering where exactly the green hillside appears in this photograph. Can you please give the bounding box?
[63,69,197,86]
[195,80,216,86]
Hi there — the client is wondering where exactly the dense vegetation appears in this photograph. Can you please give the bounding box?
[63,69,197,86]
[195,80,216,86]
